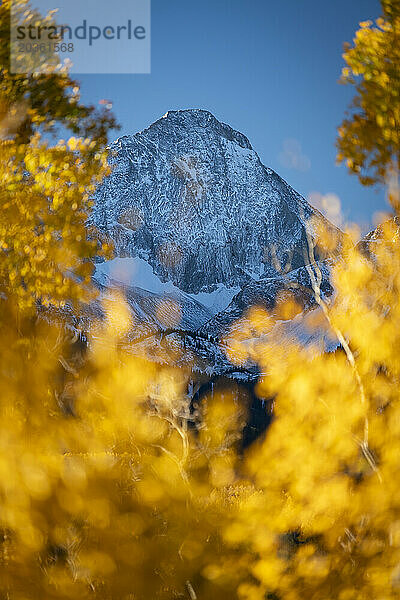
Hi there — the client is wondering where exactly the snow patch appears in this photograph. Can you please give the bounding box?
[94,257,239,316]
[190,284,240,314]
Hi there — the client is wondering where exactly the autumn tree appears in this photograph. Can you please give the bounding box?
[337,0,400,195]
[226,2,400,598]
[0,4,250,599]
[1,0,400,599]
[0,0,118,311]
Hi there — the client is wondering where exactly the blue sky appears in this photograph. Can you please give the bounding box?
[79,0,385,231]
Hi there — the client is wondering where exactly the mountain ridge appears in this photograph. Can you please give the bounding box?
[90,108,339,297]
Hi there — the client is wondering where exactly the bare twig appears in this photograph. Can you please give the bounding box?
[301,212,382,482]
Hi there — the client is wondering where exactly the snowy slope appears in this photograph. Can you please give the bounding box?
[94,257,240,316]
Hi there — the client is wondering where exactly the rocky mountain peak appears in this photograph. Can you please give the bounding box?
[91,109,338,296]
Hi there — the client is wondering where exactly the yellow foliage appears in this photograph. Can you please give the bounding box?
[1,1,400,599]
[1,196,400,600]
[337,0,400,190]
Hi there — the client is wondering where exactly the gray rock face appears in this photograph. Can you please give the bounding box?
[85,109,342,377]
[90,109,335,295]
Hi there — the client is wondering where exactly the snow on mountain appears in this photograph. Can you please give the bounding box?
[357,216,400,259]
[200,261,333,338]
[90,109,339,297]
[94,256,240,316]
[86,109,342,376]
